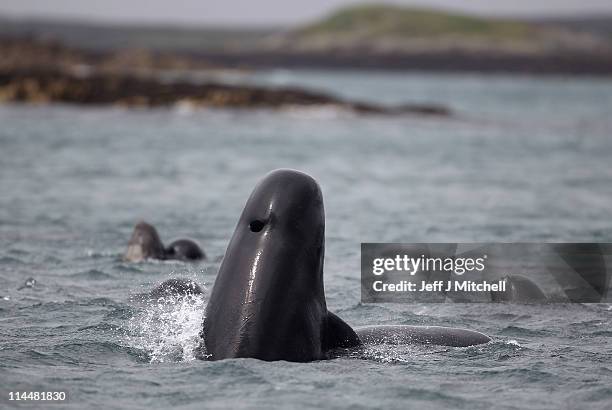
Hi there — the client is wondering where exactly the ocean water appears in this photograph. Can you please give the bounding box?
[1,70,611,409]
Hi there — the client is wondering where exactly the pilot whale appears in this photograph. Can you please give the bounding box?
[124,221,205,262]
[199,169,490,362]
[491,275,547,303]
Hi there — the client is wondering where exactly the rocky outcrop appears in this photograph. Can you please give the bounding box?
[0,68,450,116]
[0,37,450,115]
[0,37,218,73]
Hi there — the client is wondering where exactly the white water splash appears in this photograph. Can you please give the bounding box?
[85,249,119,258]
[124,294,206,363]
[355,342,448,364]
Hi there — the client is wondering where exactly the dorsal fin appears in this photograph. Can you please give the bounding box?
[322,311,361,352]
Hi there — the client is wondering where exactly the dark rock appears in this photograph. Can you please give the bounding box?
[0,68,450,116]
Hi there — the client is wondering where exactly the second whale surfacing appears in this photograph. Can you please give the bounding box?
[199,169,490,362]
[124,221,205,262]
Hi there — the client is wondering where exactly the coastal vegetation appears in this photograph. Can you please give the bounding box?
[276,4,610,55]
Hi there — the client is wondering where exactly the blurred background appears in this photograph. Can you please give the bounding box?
[2,0,612,87]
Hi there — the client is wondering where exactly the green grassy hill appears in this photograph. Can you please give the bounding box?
[299,4,535,40]
[269,4,611,55]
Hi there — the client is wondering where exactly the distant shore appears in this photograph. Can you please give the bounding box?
[2,5,612,76]
[186,50,612,76]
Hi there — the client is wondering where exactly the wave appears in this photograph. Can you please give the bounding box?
[68,269,116,280]
[499,326,552,337]
[83,249,121,259]
[0,256,25,264]
[25,342,149,365]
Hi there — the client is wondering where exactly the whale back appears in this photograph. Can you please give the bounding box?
[165,239,205,261]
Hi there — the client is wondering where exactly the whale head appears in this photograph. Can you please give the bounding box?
[124,221,166,262]
[202,169,328,361]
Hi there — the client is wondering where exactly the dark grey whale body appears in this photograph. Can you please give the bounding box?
[124,221,205,262]
[200,169,490,362]
[356,325,490,347]
[492,245,609,303]
[132,278,204,302]
[150,278,204,297]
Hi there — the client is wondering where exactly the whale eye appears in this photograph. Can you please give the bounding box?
[249,220,265,232]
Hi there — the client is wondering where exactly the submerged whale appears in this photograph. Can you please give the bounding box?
[491,245,609,303]
[199,169,490,362]
[124,221,205,262]
[130,278,204,303]
[491,275,547,303]
[150,278,204,297]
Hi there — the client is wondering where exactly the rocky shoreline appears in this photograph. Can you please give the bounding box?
[0,37,451,115]
[190,50,612,76]
[0,68,450,116]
